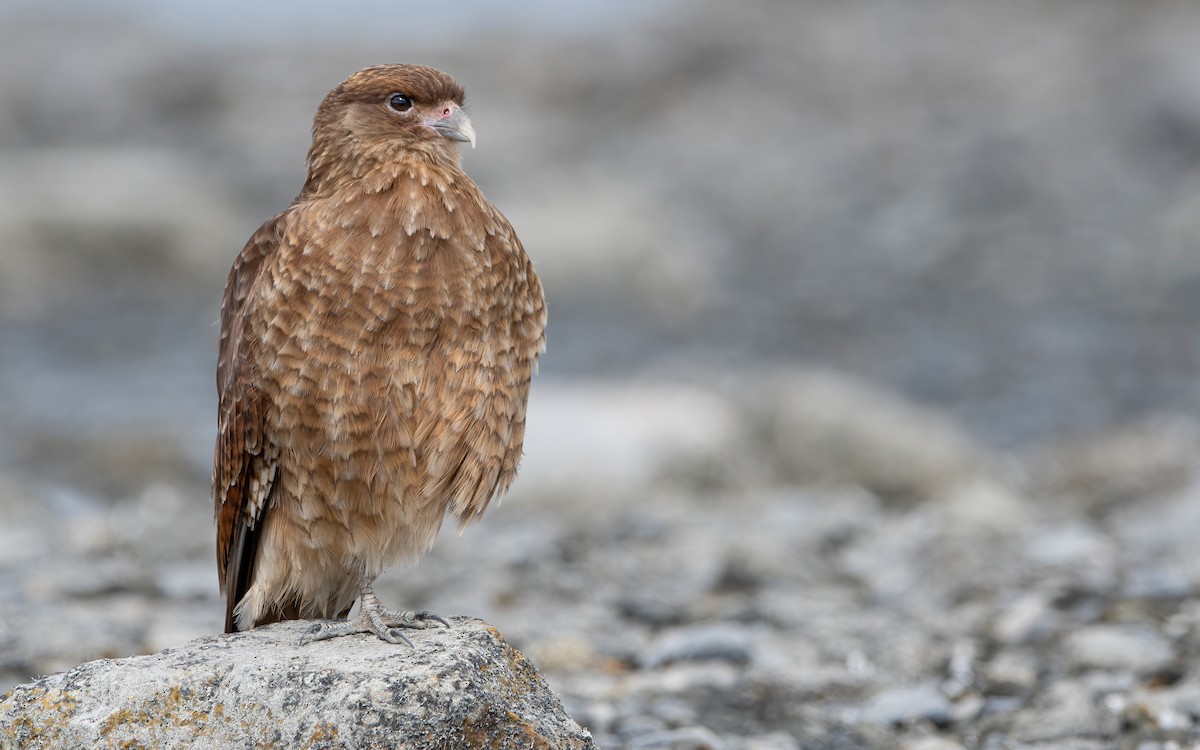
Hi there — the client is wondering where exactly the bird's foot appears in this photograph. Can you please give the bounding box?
[379,607,451,631]
[300,583,449,645]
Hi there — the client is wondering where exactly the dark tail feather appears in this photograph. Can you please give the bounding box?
[224,521,262,633]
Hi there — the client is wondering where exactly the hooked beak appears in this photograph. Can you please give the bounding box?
[426,105,476,149]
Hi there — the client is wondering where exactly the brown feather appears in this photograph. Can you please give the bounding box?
[211,64,545,632]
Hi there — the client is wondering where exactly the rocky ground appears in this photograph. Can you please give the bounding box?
[3,618,598,749]
[5,1,1200,748]
[5,372,1200,748]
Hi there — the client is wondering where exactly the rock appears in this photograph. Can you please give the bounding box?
[1133,679,1200,724]
[854,682,952,727]
[1061,624,1176,675]
[1119,566,1193,600]
[738,733,801,750]
[640,623,754,669]
[627,726,727,750]
[619,590,693,627]
[1023,521,1114,571]
[902,738,966,750]
[763,370,992,503]
[992,592,1059,645]
[1026,417,1198,509]
[519,381,752,501]
[983,649,1040,695]
[1003,681,1120,742]
[938,478,1034,533]
[1117,696,1194,733]
[0,618,596,750]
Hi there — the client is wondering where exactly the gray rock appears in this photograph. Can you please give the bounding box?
[735,733,801,750]
[1119,567,1194,600]
[984,649,1040,694]
[641,623,754,669]
[902,738,966,750]
[519,382,753,501]
[855,682,952,726]
[1022,522,1116,591]
[1061,624,1176,675]
[1004,681,1120,742]
[1128,679,1200,725]
[0,618,596,750]
[628,726,727,750]
[1115,694,1194,733]
[764,370,992,503]
[992,593,1059,645]
[1027,418,1198,509]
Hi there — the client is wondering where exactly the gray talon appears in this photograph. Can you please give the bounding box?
[297,579,450,645]
[388,629,415,647]
[417,610,451,628]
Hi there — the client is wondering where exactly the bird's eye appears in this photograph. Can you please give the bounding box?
[387,93,412,113]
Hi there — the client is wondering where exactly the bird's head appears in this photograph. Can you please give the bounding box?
[305,64,475,194]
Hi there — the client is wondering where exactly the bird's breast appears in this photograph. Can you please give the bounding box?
[258,207,525,448]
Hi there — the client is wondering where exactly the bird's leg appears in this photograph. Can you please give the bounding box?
[301,576,449,645]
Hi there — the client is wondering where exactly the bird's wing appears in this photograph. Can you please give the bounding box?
[496,234,547,498]
[450,218,547,527]
[213,212,287,633]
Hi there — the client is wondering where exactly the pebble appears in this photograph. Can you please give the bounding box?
[627,727,727,750]
[1023,522,1115,574]
[855,682,952,727]
[983,649,1040,694]
[1120,567,1194,600]
[902,738,967,750]
[737,733,801,750]
[1005,681,1120,742]
[640,624,754,669]
[1061,625,1176,674]
[991,593,1058,645]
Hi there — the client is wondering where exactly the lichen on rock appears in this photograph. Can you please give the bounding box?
[0,617,596,750]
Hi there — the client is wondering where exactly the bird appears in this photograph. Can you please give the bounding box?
[211,64,545,644]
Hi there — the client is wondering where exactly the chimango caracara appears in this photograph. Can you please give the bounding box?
[212,65,545,643]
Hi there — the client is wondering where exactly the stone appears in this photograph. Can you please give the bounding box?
[1004,681,1120,742]
[991,593,1058,645]
[983,649,1040,695]
[519,382,751,501]
[855,682,952,727]
[764,370,992,503]
[627,726,727,750]
[738,732,801,750]
[903,738,967,750]
[640,623,754,669]
[1061,624,1176,675]
[1028,418,1198,508]
[0,618,596,750]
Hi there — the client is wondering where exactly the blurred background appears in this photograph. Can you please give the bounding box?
[5,0,1200,746]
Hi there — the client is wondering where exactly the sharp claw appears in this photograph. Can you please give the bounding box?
[388,629,415,647]
[299,623,323,644]
[418,610,451,628]
[296,580,450,645]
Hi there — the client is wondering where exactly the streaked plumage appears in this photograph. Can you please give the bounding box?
[212,64,545,642]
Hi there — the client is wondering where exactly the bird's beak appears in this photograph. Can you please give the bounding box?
[426,105,476,149]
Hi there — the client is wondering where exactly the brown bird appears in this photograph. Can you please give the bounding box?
[212,64,545,643]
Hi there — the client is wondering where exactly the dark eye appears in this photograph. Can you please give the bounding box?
[387,93,412,113]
